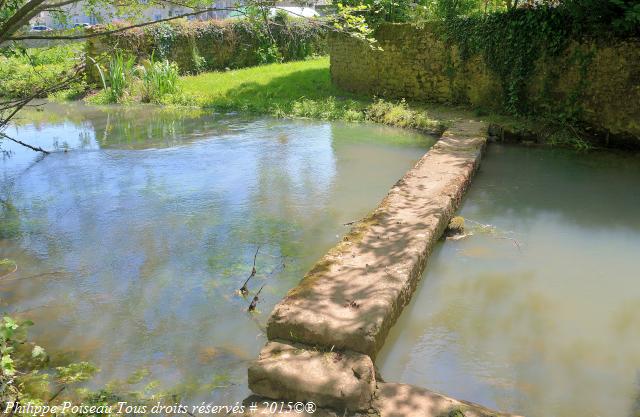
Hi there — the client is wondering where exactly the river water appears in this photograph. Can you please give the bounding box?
[0,102,434,403]
[378,144,640,417]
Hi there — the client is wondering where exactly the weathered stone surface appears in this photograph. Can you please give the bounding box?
[374,383,523,417]
[236,384,521,417]
[266,121,487,358]
[248,340,376,412]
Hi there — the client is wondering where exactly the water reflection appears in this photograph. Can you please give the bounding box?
[378,144,640,417]
[0,102,433,403]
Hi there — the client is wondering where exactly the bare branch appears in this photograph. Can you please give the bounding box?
[240,245,261,296]
[0,132,50,154]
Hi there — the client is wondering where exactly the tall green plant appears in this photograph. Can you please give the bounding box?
[139,54,180,103]
[106,51,135,103]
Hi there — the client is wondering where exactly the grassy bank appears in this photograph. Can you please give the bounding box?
[1,44,602,149]
[155,58,601,149]
[165,57,447,133]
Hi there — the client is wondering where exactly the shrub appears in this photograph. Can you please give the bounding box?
[0,43,85,99]
[86,18,327,78]
[365,99,443,132]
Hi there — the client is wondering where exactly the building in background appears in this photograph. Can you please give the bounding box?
[30,0,329,29]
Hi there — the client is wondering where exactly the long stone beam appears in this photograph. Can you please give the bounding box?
[245,119,522,416]
[266,120,488,359]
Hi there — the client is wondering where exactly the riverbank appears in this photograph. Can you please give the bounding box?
[83,57,451,136]
[83,57,632,151]
[2,42,637,151]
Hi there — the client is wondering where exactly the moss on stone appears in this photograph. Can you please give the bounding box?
[445,216,465,236]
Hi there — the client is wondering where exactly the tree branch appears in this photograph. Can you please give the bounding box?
[5,7,240,42]
[0,0,48,44]
[40,0,84,9]
[0,132,50,154]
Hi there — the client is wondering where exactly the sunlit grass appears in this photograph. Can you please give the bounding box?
[179,57,345,107]
[173,57,444,132]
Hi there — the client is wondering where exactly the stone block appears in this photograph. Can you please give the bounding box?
[248,340,376,412]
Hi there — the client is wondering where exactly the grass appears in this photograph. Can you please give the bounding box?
[169,57,446,133]
[179,58,343,109]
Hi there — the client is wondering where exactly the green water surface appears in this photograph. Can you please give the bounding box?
[378,144,640,417]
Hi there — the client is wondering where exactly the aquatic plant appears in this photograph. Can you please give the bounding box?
[139,54,181,104]
[105,51,135,103]
[0,199,20,239]
[445,216,465,236]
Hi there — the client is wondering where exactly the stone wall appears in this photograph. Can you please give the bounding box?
[329,24,640,141]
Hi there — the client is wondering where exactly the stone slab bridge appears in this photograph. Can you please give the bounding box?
[237,119,523,417]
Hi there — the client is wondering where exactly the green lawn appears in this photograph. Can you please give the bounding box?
[181,57,341,105]
[175,57,444,132]
[177,57,362,117]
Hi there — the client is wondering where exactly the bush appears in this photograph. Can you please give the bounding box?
[0,43,85,99]
[365,99,443,132]
[86,18,327,79]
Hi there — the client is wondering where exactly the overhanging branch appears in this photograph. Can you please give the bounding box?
[6,7,240,42]
[0,132,50,154]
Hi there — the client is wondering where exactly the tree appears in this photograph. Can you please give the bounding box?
[0,0,370,153]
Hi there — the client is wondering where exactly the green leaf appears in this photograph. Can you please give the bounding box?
[1,354,15,376]
[32,345,46,359]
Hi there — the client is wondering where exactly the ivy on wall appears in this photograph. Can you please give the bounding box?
[442,5,636,116]
[445,8,572,115]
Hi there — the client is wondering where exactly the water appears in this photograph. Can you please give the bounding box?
[378,144,640,417]
[0,102,435,402]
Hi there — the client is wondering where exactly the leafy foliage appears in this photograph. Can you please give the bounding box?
[563,0,640,35]
[338,0,415,25]
[91,18,327,76]
[341,0,640,33]
[0,316,45,404]
[444,2,638,117]
[105,51,136,102]
[139,55,181,103]
[0,43,84,99]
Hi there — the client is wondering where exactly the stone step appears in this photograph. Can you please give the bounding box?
[234,384,523,417]
[248,340,376,412]
[374,383,524,417]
